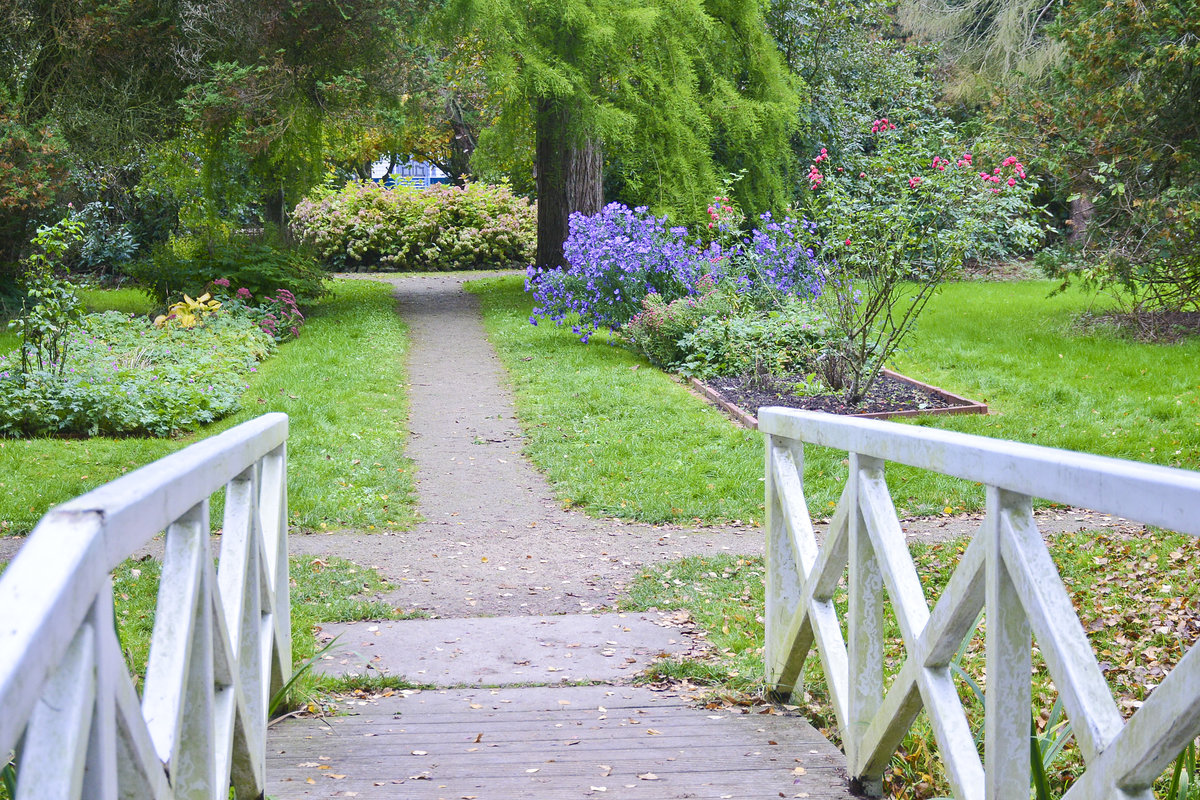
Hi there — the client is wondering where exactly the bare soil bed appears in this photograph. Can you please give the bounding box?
[707,371,958,417]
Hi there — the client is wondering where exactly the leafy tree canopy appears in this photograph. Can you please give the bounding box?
[449,0,801,226]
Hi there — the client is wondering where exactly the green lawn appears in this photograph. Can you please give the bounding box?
[77,285,157,315]
[0,278,416,535]
[468,275,1200,523]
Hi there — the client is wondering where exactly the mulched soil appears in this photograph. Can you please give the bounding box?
[709,372,956,417]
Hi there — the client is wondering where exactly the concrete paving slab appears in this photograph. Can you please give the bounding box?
[313,612,697,687]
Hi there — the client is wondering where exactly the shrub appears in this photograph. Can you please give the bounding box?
[621,282,732,369]
[0,308,272,438]
[290,180,536,272]
[72,201,139,274]
[797,121,1043,401]
[7,217,87,378]
[127,234,327,304]
[528,203,826,342]
[622,287,833,379]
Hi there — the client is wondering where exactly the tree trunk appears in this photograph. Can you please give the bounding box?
[1067,191,1093,244]
[535,100,603,270]
[260,186,291,241]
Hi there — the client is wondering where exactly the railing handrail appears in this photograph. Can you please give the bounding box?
[760,407,1200,800]
[0,412,290,797]
[759,408,1200,536]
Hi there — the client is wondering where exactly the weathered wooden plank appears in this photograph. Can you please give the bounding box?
[271,771,850,800]
[266,686,851,799]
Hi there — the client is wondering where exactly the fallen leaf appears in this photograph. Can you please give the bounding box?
[638,772,659,780]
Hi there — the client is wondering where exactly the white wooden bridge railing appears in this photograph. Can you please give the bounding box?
[760,408,1200,800]
[0,412,290,800]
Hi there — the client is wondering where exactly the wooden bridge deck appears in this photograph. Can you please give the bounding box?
[267,685,849,798]
[266,613,853,798]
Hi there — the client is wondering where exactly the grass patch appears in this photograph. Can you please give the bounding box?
[77,286,157,315]
[466,275,765,525]
[468,275,1200,523]
[0,279,416,535]
[112,554,401,689]
[622,528,1200,798]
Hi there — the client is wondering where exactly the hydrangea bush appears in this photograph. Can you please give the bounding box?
[291,181,535,272]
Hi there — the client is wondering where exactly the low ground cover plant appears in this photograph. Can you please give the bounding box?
[2,235,310,437]
[291,180,535,272]
[0,279,417,536]
[1,305,273,437]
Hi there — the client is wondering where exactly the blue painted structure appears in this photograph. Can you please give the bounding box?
[371,158,451,189]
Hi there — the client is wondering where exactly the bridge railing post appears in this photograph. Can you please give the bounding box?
[759,407,1200,799]
[0,413,290,800]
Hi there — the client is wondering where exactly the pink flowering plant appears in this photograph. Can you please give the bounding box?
[205,279,305,343]
[798,116,1043,401]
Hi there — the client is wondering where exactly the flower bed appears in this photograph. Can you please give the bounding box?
[528,114,1044,411]
[1,279,306,438]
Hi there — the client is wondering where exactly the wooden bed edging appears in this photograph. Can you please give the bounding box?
[691,368,988,430]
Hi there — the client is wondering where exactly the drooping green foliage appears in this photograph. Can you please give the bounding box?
[449,0,800,226]
[1035,0,1200,311]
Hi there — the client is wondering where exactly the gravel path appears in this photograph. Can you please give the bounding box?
[287,273,761,618]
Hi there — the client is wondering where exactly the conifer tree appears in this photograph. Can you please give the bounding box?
[448,0,799,268]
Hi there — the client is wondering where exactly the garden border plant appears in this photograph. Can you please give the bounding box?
[0,278,418,536]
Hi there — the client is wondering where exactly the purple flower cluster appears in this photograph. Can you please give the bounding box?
[721,214,825,299]
[528,204,720,341]
[527,204,825,341]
